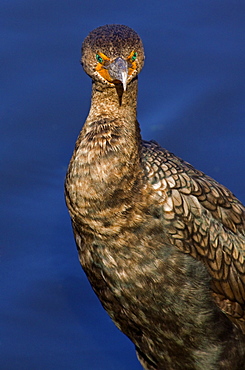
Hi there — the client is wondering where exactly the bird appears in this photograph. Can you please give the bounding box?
[65,24,245,369]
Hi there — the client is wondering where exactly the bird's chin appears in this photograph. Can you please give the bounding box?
[96,74,128,91]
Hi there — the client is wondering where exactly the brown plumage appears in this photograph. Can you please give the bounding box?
[65,24,245,369]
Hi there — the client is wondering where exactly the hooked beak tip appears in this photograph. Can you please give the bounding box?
[121,71,128,91]
[107,57,128,91]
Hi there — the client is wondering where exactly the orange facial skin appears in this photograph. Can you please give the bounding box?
[95,52,114,83]
[95,51,137,84]
[127,50,137,77]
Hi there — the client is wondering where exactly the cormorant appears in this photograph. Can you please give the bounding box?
[65,24,245,369]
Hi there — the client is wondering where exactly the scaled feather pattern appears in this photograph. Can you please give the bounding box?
[65,24,245,369]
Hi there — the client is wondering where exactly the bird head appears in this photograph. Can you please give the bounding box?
[81,24,145,91]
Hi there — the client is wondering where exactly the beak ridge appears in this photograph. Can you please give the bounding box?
[107,57,128,91]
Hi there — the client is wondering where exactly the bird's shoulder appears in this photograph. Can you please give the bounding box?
[141,139,245,234]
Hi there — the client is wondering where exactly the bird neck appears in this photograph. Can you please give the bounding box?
[66,77,144,219]
[87,77,138,124]
[78,77,142,166]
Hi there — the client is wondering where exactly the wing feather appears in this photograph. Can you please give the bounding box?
[142,140,245,332]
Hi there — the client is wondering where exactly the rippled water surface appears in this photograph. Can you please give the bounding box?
[2,1,245,369]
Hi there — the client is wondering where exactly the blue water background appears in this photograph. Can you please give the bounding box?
[1,1,245,369]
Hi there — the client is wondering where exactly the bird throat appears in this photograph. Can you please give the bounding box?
[65,77,143,227]
[91,77,138,117]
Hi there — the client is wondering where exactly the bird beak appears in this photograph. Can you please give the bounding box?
[107,57,128,91]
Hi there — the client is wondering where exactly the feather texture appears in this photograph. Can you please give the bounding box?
[65,24,245,369]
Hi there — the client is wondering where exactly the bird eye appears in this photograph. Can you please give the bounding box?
[96,54,103,64]
[131,52,137,62]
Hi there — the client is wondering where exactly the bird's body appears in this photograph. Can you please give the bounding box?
[65,25,245,369]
